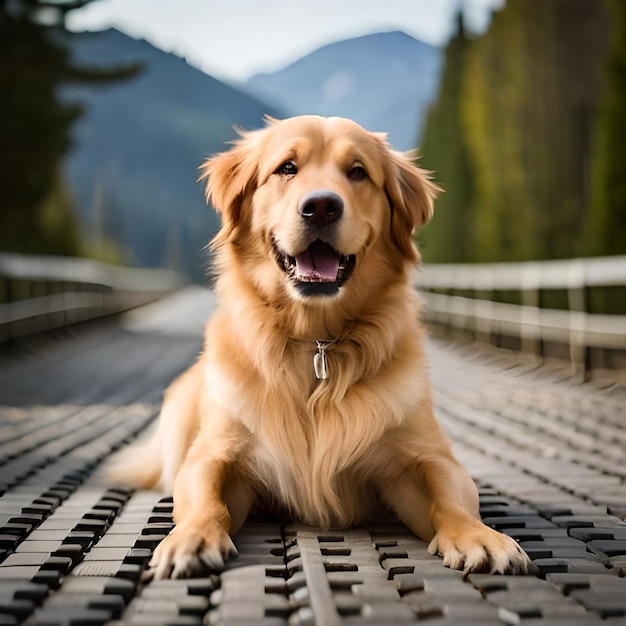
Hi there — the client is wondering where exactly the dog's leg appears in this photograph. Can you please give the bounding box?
[384,450,535,575]
[147,421,254,579]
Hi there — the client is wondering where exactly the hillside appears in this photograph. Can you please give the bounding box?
[61,28,282,281]
[244,31,442,151]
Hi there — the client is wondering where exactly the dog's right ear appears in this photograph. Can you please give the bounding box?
[199,130,263,245]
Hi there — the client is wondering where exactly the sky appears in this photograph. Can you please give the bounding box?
[67,0,504,84]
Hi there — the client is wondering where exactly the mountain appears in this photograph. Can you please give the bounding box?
[60,29,282,281]
[244,31,442,151]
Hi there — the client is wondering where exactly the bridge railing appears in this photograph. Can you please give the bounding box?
[417,255,626,377]
[0,252,186,342]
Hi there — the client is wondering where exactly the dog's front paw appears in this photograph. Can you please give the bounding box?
[428,519,536,575]
[146,523,238,579]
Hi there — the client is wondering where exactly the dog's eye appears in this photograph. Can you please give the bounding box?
[276,161,297,176]
[348,165,367,182]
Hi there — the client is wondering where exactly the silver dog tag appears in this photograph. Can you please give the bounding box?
[314,341,329,380]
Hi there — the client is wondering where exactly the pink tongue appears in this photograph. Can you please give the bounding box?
[295,241,340,282]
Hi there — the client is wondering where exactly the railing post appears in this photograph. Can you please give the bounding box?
[475,270,494,345]
[567,261,589,380]
[520,264,543,362]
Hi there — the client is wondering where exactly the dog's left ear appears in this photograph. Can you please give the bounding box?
[384,150,441,262]
[198,130,263,245]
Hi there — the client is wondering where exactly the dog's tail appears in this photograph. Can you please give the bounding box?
[100,424,164,490]
[99,361,203,492]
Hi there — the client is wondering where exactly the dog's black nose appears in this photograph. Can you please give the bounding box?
[299,190,344,227]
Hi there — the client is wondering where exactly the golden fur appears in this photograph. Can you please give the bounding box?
[108,115,533,579]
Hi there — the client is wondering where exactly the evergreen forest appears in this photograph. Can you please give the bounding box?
[419,0,625,264]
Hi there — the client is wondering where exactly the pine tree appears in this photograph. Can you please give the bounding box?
[590,0,626,256]
[419,11,473,262]
[0,0,141,256]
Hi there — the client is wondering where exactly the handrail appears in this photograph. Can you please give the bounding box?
[416,255,626,378]
[0,252,187,342]
[418,256,626,292]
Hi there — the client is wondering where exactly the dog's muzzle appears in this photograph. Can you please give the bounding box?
[272,190,356,297]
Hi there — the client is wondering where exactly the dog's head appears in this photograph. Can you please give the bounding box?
[201,116,439,301]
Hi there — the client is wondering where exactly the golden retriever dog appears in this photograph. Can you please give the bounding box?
[109,115,533,579]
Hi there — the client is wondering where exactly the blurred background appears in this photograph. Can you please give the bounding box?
[1,0,624,281]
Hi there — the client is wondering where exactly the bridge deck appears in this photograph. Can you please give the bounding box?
[0,287,624,625]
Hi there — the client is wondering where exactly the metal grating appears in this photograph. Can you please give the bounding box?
[0,288,624,624]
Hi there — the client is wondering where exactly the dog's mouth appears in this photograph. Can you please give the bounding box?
[272,237,356,297]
